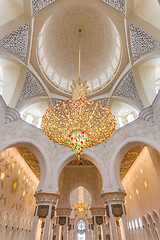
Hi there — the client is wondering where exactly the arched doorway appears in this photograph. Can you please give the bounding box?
[57,157,104,209]
[56,157,105,240]
[77,219,87,240]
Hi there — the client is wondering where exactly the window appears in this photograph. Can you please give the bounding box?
[118,116,123,127]
[116,108,138,129]
[129,222,132,231]
[77,220,86,240]
[127,113,135,123]
[25,114,33,124]
[37,117,42,128]
[132,220,135,230]
[135,219,139,229]
[138,218,143,229]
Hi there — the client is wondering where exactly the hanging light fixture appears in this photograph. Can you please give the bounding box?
[72,186,90,216]
[41,29,116,161]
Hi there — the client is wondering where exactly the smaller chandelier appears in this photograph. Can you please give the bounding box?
[42,29,116,160]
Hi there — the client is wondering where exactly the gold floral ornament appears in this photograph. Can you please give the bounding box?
[72,202,90,216]
[41,29,116,160]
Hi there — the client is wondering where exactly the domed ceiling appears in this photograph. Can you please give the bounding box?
[37,5,121,94]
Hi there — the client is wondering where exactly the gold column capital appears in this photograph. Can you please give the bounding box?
[101,191,126,205]
[34,192,60,205]
[56,208,72,216]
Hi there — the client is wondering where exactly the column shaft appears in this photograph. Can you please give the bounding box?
[102,223,106,240]
[94,222,98,240]
[56,223,60,240]
[108,203,118,240]
[64,222,68,240]
[31,206,39,240]
[43,204,52,240]
[121,212,130,240]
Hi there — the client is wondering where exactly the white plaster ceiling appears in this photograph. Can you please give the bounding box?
[0,0,24,27]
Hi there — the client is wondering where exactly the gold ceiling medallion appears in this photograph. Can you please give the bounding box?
[42,29,116,160]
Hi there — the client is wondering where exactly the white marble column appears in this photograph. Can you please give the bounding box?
[31,206,39,240]
[89,225,93,240]
[50,221,54,240]
[108,203,118,240]
[33,193,59,240]
[64,218,68,240]
[94,218,98,240]
[91,228,94,240]
[102,223,106,240]
[56,209,72,240]
[71,225,74,240]
[56,223,60,240]
[43,204,52,240]
[68,229,72,240]
[121,205,129,240]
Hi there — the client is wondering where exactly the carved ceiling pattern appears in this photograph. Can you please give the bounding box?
[95,99,108,108]
[51,99,63,107]
[51,98,108,108]
[130,24,160,63]
[32,0,125,14]
[113,71,143,109]
[67,158,94,166]
[103,0,125,13]
[32,0,55,13]
[17,147,40,180]
[16,71,47,109]
[0,23,29,63]
[120,146,144,180]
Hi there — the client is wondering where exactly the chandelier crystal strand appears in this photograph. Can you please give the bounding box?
[41,29,116,160]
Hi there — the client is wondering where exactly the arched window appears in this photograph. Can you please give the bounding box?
[127,113,135,123]
[20,101,49,129]
[129,221,132,231]
[117,116,123,127]
[135,219,139,229]
[138,218,143,229]
[37,117,42,128]
[25,114,33,124]
[77,219,86,240]
[132,220,135,230]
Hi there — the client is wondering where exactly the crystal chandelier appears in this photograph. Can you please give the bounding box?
[42,29,116,160]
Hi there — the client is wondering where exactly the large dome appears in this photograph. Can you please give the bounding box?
[37,5,121,94]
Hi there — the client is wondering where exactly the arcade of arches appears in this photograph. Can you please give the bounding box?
[0,0,160,240]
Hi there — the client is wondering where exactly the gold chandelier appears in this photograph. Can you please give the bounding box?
[42,29,116,160]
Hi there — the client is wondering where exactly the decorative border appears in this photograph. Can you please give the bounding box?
[102,0,125,13]
[16,71,47,110]
[130,24,160,62]
[113,71,143,109]
[32,0,55,14]
[0,24,29,63]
